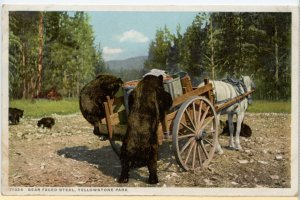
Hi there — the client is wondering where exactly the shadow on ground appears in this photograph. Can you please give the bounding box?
[56,141,176,183]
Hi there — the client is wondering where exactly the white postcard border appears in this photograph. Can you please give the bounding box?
[1,3,299,197]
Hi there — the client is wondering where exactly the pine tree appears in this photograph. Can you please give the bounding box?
[9,12,40,99]
[181,13,207,80]
[9,11,106,99]
[145,26,173,70]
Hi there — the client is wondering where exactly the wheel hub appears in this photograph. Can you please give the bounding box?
[195,129,207,141]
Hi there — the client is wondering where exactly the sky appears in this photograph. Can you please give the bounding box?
[2,0,297,61]
[88,12,198,61]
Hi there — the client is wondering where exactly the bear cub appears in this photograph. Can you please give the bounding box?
[220,120,252,138]
[37,117,55,129]
[9,107,24,125]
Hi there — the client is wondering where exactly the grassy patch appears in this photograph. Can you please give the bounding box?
[248,100,291,113]
[9,98,80,118]
[9,99,291,118]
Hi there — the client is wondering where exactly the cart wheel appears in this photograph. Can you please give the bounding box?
[172,96,218,171]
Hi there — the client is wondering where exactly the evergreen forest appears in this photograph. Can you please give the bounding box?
[9,11,291,100]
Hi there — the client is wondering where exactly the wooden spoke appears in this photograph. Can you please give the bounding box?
[200,140,209,159]
[197,145,203,167]
[178,133,195,139]
[192,141,197,170]
[201,116,215,130]
[205,130,216,134]
[184,109,196,130]
[197,100,203,129]
[184,140,195,165]
[192,102,197,127]
[204,139,214,146]
[199,106,210,129]
[172,96,218,171]
[179,137,194,155]
[180,122,195,133]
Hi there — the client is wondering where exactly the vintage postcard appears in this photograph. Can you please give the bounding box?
[1,2,299,197]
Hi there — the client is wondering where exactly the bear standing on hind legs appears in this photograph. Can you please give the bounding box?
[118,75,173,184]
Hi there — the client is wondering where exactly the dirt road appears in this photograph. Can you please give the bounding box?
[8,112,291,188]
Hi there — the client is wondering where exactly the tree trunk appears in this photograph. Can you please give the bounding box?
[37,12,43,97]
[210,17,215,80]
[76,71,80,97]
[237,13,243,75]
[30,76,36,99]
[274,24,279,83]
[274,24,280,100]
[22,43,27,99]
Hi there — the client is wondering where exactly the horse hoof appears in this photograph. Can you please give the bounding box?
[227,146,236,150]
[228,143,236,149]
[215,144,224,155]
[216,148,224,155]
[235,146,243,151]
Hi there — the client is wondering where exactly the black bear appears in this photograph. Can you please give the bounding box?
[79,74,123,137]
[9,107,24,125]
[220,120,252,138]
[37,117,55,129]
[118,75,173,184]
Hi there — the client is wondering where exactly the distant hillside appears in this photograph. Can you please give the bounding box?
[105,56,147,71]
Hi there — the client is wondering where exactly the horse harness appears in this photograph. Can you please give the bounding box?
[212,77,252,106]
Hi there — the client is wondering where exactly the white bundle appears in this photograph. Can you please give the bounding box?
[143,69,167,78]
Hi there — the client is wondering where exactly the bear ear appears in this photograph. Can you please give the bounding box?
[158,75,163,82]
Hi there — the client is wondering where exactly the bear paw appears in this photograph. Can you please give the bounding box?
[118,177,129,183]
[148,175,158,184]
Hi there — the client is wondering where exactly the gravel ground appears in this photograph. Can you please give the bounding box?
[8,112,291,188]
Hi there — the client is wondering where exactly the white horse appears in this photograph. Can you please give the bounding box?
[199,76,255,153]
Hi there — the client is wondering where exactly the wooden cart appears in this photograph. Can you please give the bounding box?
[97,76,254,171]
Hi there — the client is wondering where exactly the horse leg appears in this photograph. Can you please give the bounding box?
[235,112,245,150]
[215,114,223,154]
[228,114,235,149]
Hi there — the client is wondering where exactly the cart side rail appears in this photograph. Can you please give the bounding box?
[171,82,213,108]
[214,89,255,113]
